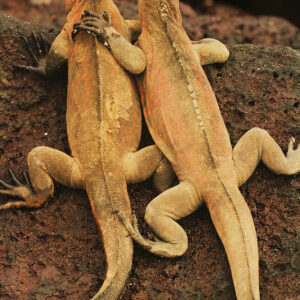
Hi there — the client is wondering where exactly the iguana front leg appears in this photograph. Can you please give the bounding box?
[233,128,300,186]
[73,11,146,74]
[125,20,229,65]
[0,147,83,210]
[192,38,229,65]
[1,26,76,209]
[16,32,50,74]
[17,23,70,75]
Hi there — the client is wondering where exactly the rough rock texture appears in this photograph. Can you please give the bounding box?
[194,16,300,49]
[0,11,299,300]
[184,0,300,27]
[0,0,66,30]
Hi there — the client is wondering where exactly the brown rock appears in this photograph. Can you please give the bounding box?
[0,0,66,30]
[1,1,299,49]
[194,15,300,49]
[0,13,299,300]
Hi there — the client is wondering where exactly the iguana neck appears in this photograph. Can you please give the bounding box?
[138,0,182,28]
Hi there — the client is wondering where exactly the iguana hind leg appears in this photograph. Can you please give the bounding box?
[233,127,300,186]
[117,181,201,257]
[152,157,176,193]
[0,146,83,209]
[123,145,176,192]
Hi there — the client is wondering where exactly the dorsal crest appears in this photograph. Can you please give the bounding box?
[158,0,181,23]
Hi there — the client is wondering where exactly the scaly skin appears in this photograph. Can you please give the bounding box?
[78,1,300,299]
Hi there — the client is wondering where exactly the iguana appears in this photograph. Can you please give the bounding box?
[0,1,230,299]
[0,1,172,299]
[74,1,300,299]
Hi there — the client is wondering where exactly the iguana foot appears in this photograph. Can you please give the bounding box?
[113,210,153,250]
[0,169,42,209]
[72,10,112,43]
[132,214,163,242]
[15,31,49,75]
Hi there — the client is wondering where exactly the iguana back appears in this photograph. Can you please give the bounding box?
[65,1,141,299]
[137,1,259,299]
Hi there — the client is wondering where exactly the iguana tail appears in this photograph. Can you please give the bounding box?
[205,184,260,300]
[86,176,133,300]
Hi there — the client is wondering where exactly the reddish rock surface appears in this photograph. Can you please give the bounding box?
[0,0,65,30]
[0,2,299,300]
[1,0,300,47]
[1,0,299,48]
[193,15,300,49]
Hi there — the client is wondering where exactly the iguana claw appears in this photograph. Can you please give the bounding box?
[114,210,153,250]
[14,31,49,75]
[0,169,38,209]
[72,9,113,43]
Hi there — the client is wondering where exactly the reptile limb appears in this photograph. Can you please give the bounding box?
[192,38,229,65]
[124,145,175,189]
[15,32,50,74]
[0,146,83,210]
[116,181,201,257]
[153,157,176,193]
[74,11,147,74]
[233,127,300,186]
[73,12,229,71]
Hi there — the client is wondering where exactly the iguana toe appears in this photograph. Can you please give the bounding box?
[15,32,48,75]
[0,170,39,207]
[115,210,153,250]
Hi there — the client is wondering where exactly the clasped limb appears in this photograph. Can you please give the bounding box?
[72,10,112,43]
